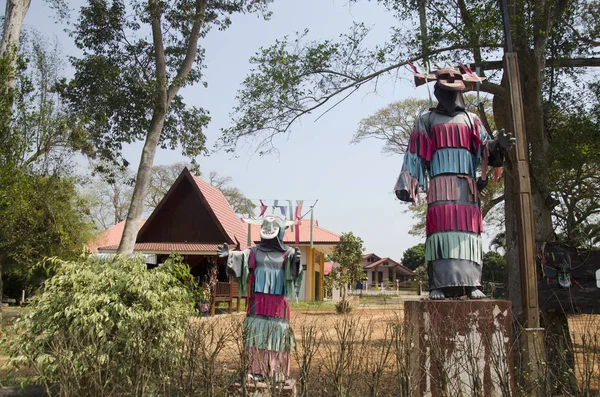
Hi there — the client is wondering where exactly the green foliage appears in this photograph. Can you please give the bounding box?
[329,232,365,310]
[335,299,353,314]
[401,243,425,271]
[352,98,431,156]
[2,31,91,173]
[62,0,273,168]
[482,250,507,284]
[352,95,494,156]
[7,254,194,396]
[546,94,600,245]
[0,167,93,297]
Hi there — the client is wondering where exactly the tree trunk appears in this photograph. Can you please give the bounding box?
[116,0,205,255]
[117,107,166,255]
[0,255,4,329]
[0,0,31,89]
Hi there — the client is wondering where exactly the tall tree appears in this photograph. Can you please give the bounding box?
[145,162,191,210]
[329,231,365,312]
[82,165,134,230]
[0,29,91,325]
[208,170,248,214]
[221,0,597,316]
[63,0,273,256]
[401,243,425,271]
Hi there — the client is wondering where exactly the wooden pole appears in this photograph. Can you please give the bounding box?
[499,0,545,394]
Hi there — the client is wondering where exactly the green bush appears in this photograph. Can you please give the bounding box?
[335,299,353,314]
[7,254,194,397]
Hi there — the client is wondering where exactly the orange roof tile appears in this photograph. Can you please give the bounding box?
[190,174,248,249]
[324,261,335,275]
[87,220,146,253]
[97,242,219,253]
[363,257,416,276]
[250,219,339,245]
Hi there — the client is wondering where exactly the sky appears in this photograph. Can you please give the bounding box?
[14,0,435,260]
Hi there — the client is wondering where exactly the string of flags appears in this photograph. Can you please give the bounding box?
[243,199,318,247]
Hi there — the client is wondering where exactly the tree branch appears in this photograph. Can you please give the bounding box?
[167,0,207,102]
[150,0,167,98]
[482,194,505,219]
[471,57,600,70]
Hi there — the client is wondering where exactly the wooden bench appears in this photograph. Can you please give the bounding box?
[210,281,248,316]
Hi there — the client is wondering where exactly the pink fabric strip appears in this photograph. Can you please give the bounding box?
[247,347,290,377]
[248,293,290,319]
[426,204,483,234]
[430,124,472,151]
[408,130,432,161]
[427,176,459,203]
[456,176,480,203]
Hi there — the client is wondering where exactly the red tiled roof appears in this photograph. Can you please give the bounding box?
[363,257,416,276]
[324,261,335,275]
[250,219,339,245]
[190,174,249,249]
[87,220,146,253]
[98,242,219,253]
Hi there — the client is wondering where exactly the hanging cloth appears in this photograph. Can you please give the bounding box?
[259,200,268,217]
[288,201,294,232]
[275,199,287,218]
[295,200,304,244]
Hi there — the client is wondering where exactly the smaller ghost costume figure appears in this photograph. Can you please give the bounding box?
[218,216,303,380]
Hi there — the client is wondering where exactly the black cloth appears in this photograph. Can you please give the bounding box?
[434,83,466,116]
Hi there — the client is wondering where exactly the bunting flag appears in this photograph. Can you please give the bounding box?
[259,200,268,217]
[295,200,304,244]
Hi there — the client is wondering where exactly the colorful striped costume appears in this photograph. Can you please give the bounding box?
[395,110,502,294]
[227,242,302,379]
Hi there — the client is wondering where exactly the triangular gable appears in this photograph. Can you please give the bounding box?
[137,168,247,247]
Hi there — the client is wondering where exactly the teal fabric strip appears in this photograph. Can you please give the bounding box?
[425,232,482,265]
[253,267,285,295]
[240,250,249,295]
[244,316,293,352]
[402,151,426,188]
[430,148,476,178]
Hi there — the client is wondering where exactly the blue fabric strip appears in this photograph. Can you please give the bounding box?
[425,231,483,265]
[430,148,477,178]
[253,266,285,295]
[402,152,426,188]
[244,315,293,352]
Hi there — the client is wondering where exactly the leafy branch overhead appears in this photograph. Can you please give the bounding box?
[221,0,600,156]
[61,0,273,168]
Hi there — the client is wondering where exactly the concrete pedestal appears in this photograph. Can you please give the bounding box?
[405,300,515,397]
[228,378,296,397]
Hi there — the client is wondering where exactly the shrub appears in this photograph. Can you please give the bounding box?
[7,254,194,397]
[335,299,353,314]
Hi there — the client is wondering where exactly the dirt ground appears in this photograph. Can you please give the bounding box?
[2,303,600,393]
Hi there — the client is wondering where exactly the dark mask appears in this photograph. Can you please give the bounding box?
[434,83,466,116]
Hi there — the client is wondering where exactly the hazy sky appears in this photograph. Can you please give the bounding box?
[14,0,441,260]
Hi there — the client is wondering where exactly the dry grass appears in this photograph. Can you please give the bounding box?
[2,304,600,396]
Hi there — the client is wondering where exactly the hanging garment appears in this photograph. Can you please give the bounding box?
[394,110,503,293]
[226,237,303,379]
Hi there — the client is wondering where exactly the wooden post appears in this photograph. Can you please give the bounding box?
[498,0,545,393]
[503,40,546,397]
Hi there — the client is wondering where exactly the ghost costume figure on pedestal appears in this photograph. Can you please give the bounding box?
[394,68,514,300]
[218,215,303,381]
